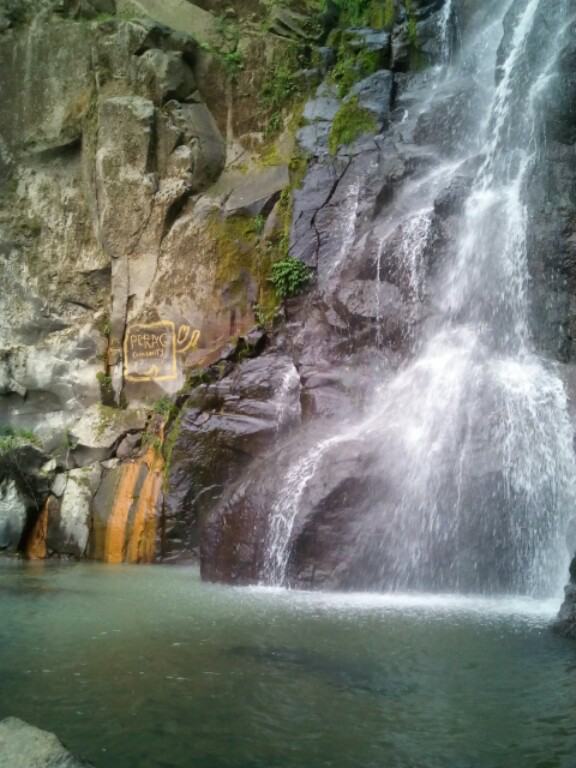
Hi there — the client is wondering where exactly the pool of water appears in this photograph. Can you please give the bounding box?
[1,561,575,768]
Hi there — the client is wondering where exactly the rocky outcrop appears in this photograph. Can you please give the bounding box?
[163,349,301,558]
[0,440,54,552]
[0,717,91,768]
[553,555,576,638]
[200,0,465,584]
[0,0,323,562]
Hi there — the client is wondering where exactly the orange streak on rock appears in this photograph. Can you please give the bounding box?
[26,500,48,559]
[104,461,141,564]
[125,442,164,564]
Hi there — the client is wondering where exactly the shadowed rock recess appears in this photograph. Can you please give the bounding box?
[2,0,576,628]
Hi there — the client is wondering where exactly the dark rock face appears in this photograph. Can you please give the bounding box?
[553,555,576,638]
[525,16,576,362]
[163,353,300,558]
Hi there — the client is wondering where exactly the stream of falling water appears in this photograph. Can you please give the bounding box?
[264,0,576,595]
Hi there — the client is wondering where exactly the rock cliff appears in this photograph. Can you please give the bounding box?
[2,0,576,617]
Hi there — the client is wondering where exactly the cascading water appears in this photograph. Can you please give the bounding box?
[263,0,576,596]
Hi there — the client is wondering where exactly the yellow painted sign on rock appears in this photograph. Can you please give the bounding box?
[124,321,200,382]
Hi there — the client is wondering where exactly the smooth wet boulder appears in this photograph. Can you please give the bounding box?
[201,429,385,587]
[46,464,102,557]
[162,354,301,558]
[0,717,91,768]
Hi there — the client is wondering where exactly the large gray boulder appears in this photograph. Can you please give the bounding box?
[0,717,91,767]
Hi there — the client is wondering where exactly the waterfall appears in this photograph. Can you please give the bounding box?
[263,0,576,595]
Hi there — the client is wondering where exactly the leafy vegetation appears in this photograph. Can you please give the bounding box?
[152,395,173,417]
[0,426,40,453]
[269,257,311,298]
[329,96,377,153]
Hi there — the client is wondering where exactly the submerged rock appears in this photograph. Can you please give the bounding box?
[0,717,91,767]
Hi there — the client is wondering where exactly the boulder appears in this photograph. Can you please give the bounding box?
[162,354,300,557]
[344,27,390,54]
[0,717,90,768]
[69,404,148,467]
[46,464,102,556]
[224,165,290,217]
[116,0,220,47]
[346,70,394,123]
[200,430,384,587]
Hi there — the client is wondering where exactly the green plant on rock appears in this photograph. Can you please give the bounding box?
[269,257,311,298]
[0,427,40,453]
[329,96,377,153]
[221,49,243,82]
[251,214,266,235]
[152,395,172,417]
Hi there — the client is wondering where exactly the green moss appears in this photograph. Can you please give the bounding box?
[329,97,377,153]
[208,212,257,288]
[329,42,383,98]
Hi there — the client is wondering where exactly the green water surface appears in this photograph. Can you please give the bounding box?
[1,561,575,768]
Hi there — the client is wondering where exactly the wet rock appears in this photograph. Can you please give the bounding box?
[302,85,341,123]
[335,280,403,324]
[47,464,102,556]
[553,555,576,638]
[0,717,91,768]
[201,431,384,588]
[291,154,351,267]
[433,174,473,217]
[346,70,393,123]
[296,122,332,155]
[224,165,290,217]
[162,354,300,558]
[344,27,390,55]
[116,0,220,48]
[89,448,162,563]
[69,404,148,467]
[0,479,27,551]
